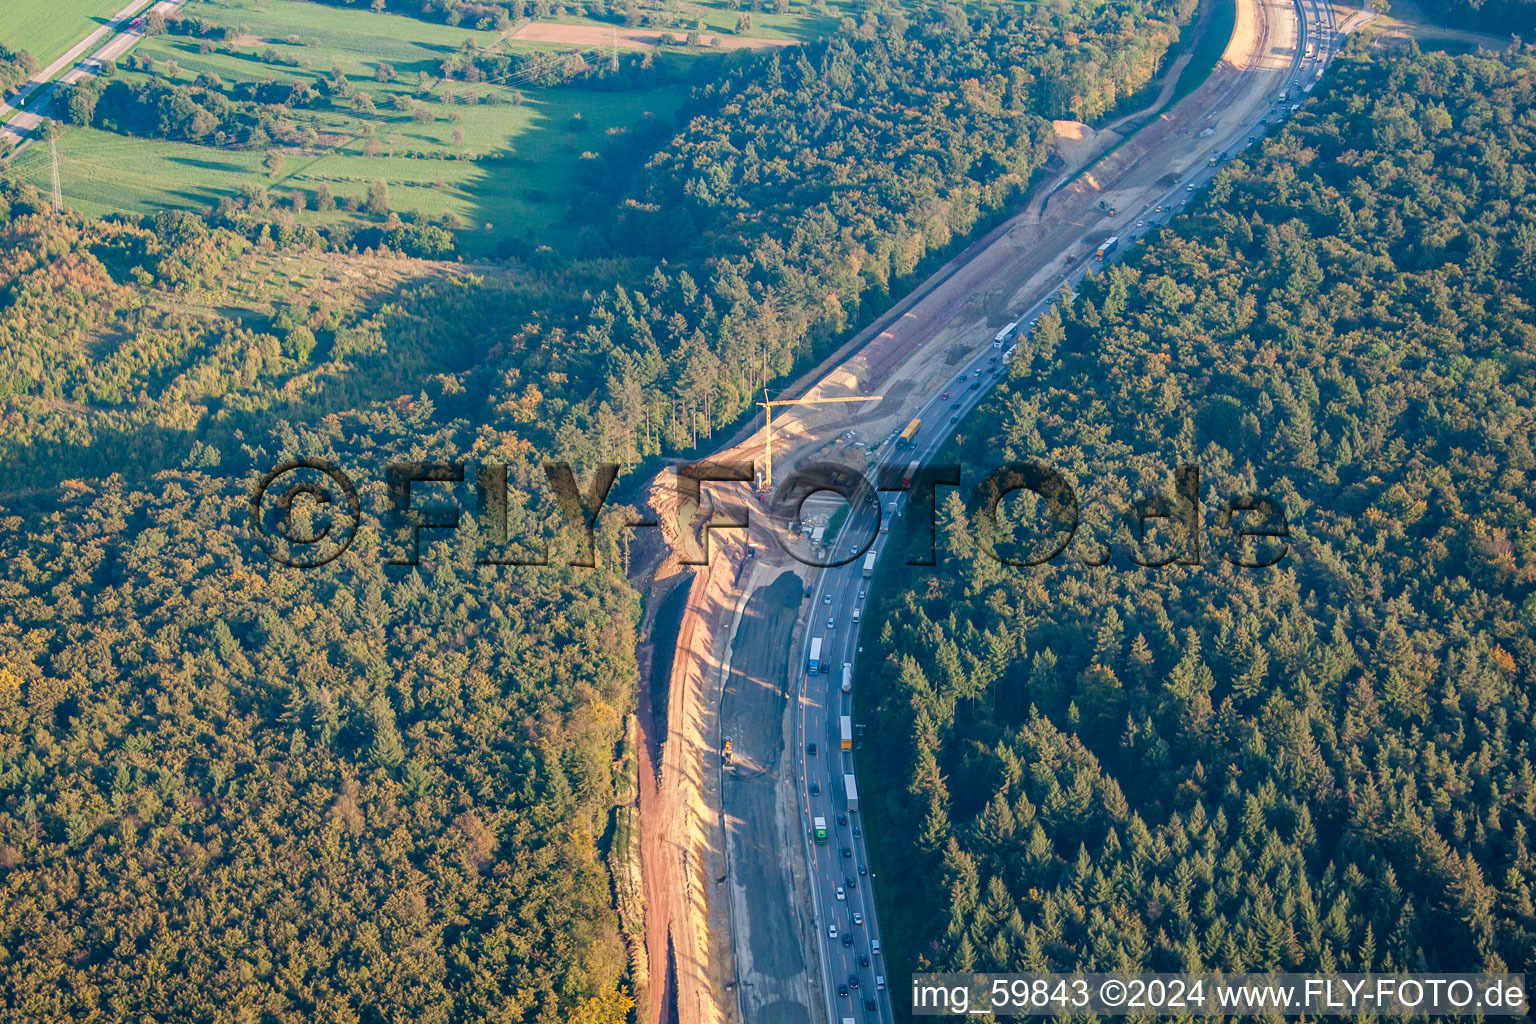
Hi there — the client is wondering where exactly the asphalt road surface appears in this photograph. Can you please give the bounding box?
[785,1,1340,1021]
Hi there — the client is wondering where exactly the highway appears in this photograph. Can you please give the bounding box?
[0,0,189,158]
[787,0,1338,1021]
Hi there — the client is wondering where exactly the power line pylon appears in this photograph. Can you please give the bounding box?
[49,134,62,212]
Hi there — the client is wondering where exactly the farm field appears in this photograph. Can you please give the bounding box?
[17,0,705,254]
[13,83,680,255]
[0,0,136,69]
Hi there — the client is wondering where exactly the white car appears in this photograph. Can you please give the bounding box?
[836,887,846,901]
[853,912,864,926]
[827,617,835,629]
[857,589,865,600]
[829,924,838,939]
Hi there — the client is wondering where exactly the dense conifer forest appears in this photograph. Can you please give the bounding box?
[863,41,1536,983]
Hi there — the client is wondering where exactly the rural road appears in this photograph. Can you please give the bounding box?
[653,0,1364,1021]
[0,0,187,155]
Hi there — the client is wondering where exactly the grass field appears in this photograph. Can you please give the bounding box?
[13,0,701,254]
[8,0,854,253]
[13,81,680,255]
[0,0,140,68]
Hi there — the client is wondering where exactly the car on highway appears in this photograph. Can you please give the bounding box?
[950,414,958,422]
[824,593,832,603]
[841,931,852,947]
[865,997,877,1011]
[836,886,845,901]
[859,864,867,875]
[827,617,835,629]
[849,974,860,989]
[841,846,852,858]
[1137,220,1145,227]
[810,780,820,795]
[940,392,949,400]
[828,924,837,939]
[871,940,882,956]
[853,825,862,838]
[808,742,817,756]
[837,813,848,825]
[969,381,980,390]
[846,875,856,888]
[860,954,871,967]
[1186,182,1195,191]
[853,912,864,926]
[838,983,848,997]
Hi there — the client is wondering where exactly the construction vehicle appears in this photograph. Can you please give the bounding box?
[840,715,852,751]
[844,773,859,812]
[842,663,853,693]
[896,417,921,448]
[722,738,732,763]
[814,816,828,844]
[808,637,823,675]
[1095,236,1119,260]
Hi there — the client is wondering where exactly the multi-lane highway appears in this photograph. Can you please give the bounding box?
[788,1,1338,1020]
[0,0,188,157]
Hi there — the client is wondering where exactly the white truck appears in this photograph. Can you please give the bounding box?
[844,773,859,813]
[840,715,852,751]
[862,550,876,577]
[841,663,852,694]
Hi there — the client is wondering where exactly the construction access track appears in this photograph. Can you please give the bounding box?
[633,0,1329,1019]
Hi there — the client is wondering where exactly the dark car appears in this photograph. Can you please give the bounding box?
[807,742,817,756]
[865,997,877,1011]
[810,780,820,795]
[841,846,852,858]
[970,381,980,390]
[846,876,856,888]
[849,974,861,989]
[853,826,862,838]
[837,813,848,826]
[859,864,867,875]
[838,984,849,997]
[842,931,853,947]
[860,954,870,968]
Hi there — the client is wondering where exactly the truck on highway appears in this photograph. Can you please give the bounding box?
[814,816,827,844]
[840,715,853,751]
[896,417,921,448]
[1095,236,1119,260]
[992,321,1019,348]
[862,550,876,577]
[722,738,732,763]
[808,637,823,675]
[841,663,853,693]
[844,773,859,813]
[902,459,920,489]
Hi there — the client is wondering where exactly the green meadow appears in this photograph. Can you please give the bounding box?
[0,0,135,69]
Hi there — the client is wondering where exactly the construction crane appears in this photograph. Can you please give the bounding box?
[759,387,879,491]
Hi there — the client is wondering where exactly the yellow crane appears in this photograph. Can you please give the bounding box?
[759,387,879,491]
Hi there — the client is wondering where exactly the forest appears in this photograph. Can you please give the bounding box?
[0,0,1201,1017]
[862,40,1536,986]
